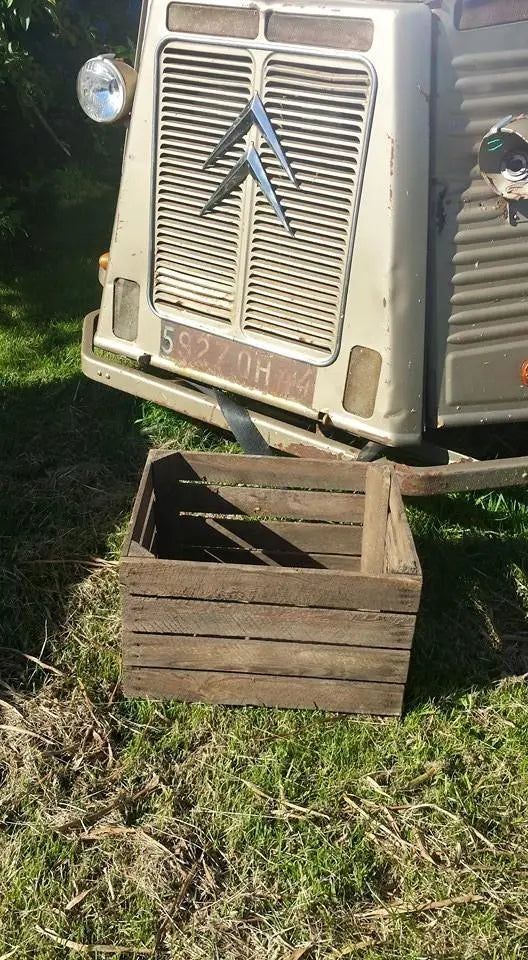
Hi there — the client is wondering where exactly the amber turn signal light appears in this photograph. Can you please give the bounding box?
[521,360,528,387]
[99,252,110,271]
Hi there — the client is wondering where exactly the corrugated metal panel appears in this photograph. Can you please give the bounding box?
[449,50,528,348]
[243,57,372,361]
[153,45,253,324]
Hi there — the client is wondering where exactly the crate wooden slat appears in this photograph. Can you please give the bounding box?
[150,451,369,491]
[123,671,406,715]
[121,452,422,716]
[157,483,365,523]
[124,635,410,682]
[171,517,363,554]
[124,599,416,648]
[361,464,392,575]
[121,561,420,611]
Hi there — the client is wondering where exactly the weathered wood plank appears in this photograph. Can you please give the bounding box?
[165,484,364,524]
[142,504,157,553]
[124,598,415,648]
[385,481,421,577]
[122,668,405,715]
[151,451,368,492]
[120,559,422,613]
[122,454,155,557]
[172,516,363,556]
[123,634,410,682]
[128,542,154,558]
[361,464,392,575]
[169,546,361,570]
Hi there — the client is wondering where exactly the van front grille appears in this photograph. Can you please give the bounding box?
[153,42,373,364]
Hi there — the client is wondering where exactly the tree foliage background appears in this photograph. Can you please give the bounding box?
[0,0,141,241]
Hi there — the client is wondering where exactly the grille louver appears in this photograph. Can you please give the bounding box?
[154,46,253,323]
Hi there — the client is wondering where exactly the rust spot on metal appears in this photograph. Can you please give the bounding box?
[395,458,528,496]
[279,441,352,461]
[159,321,317,406]
[521,359,528,386]
[388,135,395,177]
[435,183,447,234]
[266,12,374,50]
[388,135,395,210]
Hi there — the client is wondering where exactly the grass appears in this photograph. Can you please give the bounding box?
[0,169,528,959]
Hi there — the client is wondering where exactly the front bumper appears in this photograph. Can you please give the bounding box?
[81,311,358,461]
[82,311,528,495]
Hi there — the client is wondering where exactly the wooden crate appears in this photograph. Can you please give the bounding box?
[121,452,422,716]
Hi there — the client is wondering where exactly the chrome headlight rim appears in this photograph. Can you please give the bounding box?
[77,54,137,125]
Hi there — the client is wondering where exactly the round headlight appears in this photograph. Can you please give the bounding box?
[77,55,136,124]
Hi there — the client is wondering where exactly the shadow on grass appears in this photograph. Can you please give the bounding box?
[0,373,149,688]
[406,496,528,709]
[0,166,152,689]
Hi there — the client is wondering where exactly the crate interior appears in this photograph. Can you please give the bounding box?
[132,453,368,571]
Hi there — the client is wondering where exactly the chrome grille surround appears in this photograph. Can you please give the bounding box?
[152,39,375,364]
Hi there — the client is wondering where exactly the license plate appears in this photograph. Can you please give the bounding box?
[160,321,316,407]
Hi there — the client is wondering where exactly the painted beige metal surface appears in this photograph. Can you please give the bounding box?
[93,0,431,448]
[88,0,528,446]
